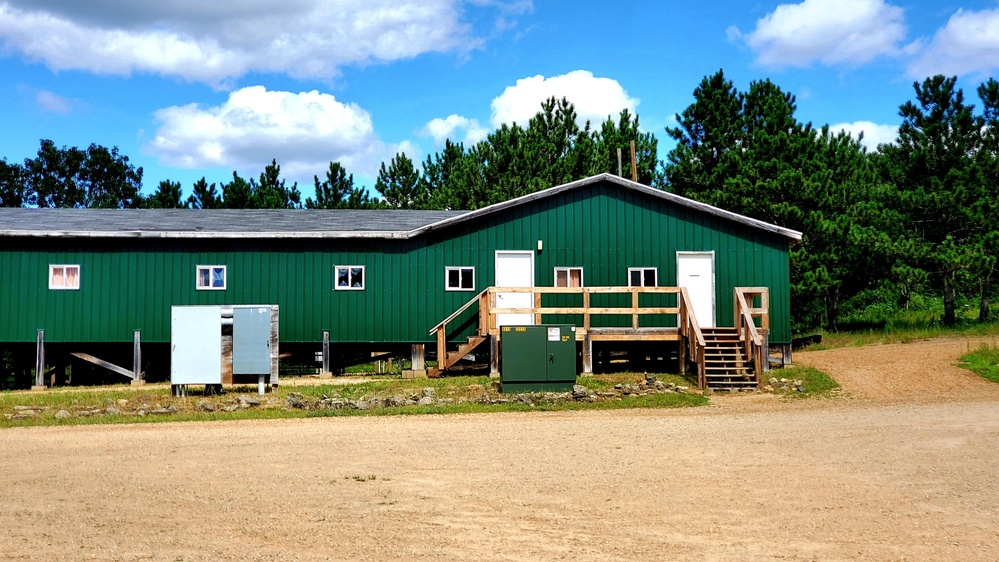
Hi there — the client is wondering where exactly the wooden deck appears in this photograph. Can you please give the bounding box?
[429,286,769,389]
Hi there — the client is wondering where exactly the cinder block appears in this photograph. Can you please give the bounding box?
[402,369,427,379]
[30,385,46,391]
[318,371,334,379]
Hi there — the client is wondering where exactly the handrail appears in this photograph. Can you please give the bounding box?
[734,287,770,382]
[678,287,707,387]
[429,288,488,335]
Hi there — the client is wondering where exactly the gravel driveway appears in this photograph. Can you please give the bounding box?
[1,336,998,561]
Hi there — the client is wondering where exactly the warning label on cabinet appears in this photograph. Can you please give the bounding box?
[547,327,560,341]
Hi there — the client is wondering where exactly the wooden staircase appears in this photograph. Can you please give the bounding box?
[428,335,487,377]
[701,328,757,389]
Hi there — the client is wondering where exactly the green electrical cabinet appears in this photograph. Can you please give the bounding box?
[500,324,577,393]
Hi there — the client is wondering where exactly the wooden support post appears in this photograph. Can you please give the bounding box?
[411,344,425,371]
[489,334,500,379]
[617,147,623,177]
[632,288,640,330]
[322,330,330,372]
[762,330,770,374]
[131,330,145,385]
[582,334,593,374]
[270,305,280,388]
[33,330,45,390]
[534,291,542,325]
[678,337,687,375]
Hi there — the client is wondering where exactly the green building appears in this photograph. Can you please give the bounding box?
[0,174,800,386]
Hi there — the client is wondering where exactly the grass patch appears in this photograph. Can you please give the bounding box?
[802,321,999,351]
[0,372,705,429]
[959,343,999,384]
[771,365,840,398]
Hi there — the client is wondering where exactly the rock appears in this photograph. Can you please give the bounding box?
[105,407,121,416]
[676,386,689,394]
[467,384,484,392]
[385,395,406,407]
[195,401,216,412]
[286,393,305,408]
[150,408,173,415]
[645,373,657,384]
[137,410,147,417]
[572,385,588,400]
[614,384,623,390]
[75,410,92,417]
[117,399,129,407]
[420,387,437,399]
[223,404,239,412]
[769,377,779,386]
[55,410,71,419]
[702,388,714,396]
[417,396,435,406]
[238,396,261,407]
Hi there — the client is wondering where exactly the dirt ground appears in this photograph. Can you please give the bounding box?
[2,336,999,561]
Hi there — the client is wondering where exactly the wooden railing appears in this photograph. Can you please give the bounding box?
[428,289,489,371]
[678,287,707,388]
[734,287,770,383]
[483,286,691,336]
[429,285,707,377]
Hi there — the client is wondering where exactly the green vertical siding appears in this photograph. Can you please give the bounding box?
[0,180,793,345]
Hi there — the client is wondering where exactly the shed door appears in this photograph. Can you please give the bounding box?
[677,252,715,328]
[233,307,271,375]
[495,251,534,326]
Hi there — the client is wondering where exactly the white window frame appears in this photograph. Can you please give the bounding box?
[628,267,658,287]
[196,265,227,291]
[554,267,584,288]
[49,264,80,290]
[335,265,366,291]
[445,266,475,292]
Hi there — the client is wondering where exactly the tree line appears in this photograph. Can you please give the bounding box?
[1,71,996,333]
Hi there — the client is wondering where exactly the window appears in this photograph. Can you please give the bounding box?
[446,267,475,291]
[49,265,80,290]
[554,267,583,288]
[196,265,226,290]
[628,267,657,287]
[335,265,365,290]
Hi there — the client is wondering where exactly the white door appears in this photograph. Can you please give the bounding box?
[677,252,715,328]
[495,251,534,326]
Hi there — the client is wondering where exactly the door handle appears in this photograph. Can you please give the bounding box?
[549,354,554,363]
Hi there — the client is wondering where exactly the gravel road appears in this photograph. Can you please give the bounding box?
[1,336,998,561]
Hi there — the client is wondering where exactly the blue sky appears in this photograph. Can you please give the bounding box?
[1,0,998,200]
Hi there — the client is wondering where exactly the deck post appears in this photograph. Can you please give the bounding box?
[489,334,500,378]
[131,330,145,385]
[582,333,593,374]
[320,330,331,377]
[678,337,687,375]
[406,343,427,379]
[32,330,45,390]
[781,344,792,367]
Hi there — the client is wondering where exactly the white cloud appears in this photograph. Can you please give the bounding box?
[146,86,404,180]
[422,114,490,146]
[0,0,524,84]
[34,90,72,113]
[489,70,638,128]
[830,121,898,150]
[907,7,999,79]
[736,0,906,68]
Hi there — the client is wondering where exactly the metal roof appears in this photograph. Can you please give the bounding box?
[0,208,466,239]
[0,174,802,241]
